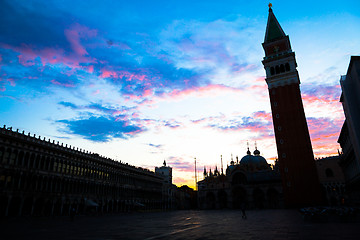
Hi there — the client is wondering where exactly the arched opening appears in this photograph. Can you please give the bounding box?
[232,186,247,209]
[29,153,35,169]
[63,200,71,216]
[24,152,30,167]
[35,155,41,169]
[275,65,280,74]
[22,197,33,216]
[0,195,8,217]
[9,150,17,165]
[280,64,285,73]
[218,190,228,209]
[43,199,53,216]
[320,186,328,205]
[3,148,11,164]
[17,151,25,166]
[270,67,275,75]
[267,188,279,208]
[285,63,290,71]
[0,147,4,163]
[253,188,265,209]
[325,168,334,178]
[53,199,62,216]
[33,197,45,216]
[206,192,216,209]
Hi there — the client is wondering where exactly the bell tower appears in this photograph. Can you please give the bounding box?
[262,4,322,206]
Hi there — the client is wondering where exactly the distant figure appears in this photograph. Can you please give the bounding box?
[241,201,247,219]
[70,208,76,221]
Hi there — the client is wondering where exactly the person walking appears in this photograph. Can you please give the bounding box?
[240,200,247,219]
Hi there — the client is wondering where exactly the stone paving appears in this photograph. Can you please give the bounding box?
[1,209,359,240]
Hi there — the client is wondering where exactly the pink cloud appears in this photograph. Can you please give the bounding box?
[164,84,243,99]
[126,129,143,136]
[2,43,95,72]
[1,23,98,76]
[87,65,94,73]
[100,69,147,82]
[51,79,75,88]
[64,23,97,56]
[167,156,194,173]
[92,89,100,95]
[132,112,140,118]
[307,117,344,157]
[100,69,118,78]
[253,111,272,122]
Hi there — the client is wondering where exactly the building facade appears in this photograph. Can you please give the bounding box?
[0,125,163,217]
[261,6,322,207]
[338,56,360,205]
[315,155,346,206]
[198,147,283,209]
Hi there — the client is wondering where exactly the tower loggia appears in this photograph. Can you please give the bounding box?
[261,5,322,206]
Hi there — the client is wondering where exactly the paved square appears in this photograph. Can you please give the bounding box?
[1,209,359,239]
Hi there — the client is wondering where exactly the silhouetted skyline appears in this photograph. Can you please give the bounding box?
[1,0,359,187]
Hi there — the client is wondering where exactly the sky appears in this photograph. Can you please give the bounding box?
[1,0,359,188]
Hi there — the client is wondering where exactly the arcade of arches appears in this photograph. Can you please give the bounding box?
[200,178,282,210]
[0,126,163,217]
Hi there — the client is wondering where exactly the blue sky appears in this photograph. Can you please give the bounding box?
[1,0,359,187]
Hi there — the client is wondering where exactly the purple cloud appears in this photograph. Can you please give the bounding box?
[167,156,194,173]
[148,143,163,148]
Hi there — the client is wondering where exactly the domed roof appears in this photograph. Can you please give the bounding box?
[240,147,269,170]
[240,154,267,165]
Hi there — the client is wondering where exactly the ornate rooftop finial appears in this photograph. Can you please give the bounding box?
[268,2,272,9]
[246,141,251,155]
[163,160,166,166]
[254,141,260,156]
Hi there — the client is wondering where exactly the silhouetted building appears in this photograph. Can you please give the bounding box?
[155,161,176,210]
[0,125,163,217]
[261,6,322,207]
[338,56,360,205]
[175,185,197,210]
[315,155,346,205]
[198,146,283,209]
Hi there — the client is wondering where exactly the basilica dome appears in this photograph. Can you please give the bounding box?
[240,147,269,171]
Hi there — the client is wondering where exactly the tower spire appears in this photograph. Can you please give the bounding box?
[264,5,286,43]
[221,155,223,175]
[246,141,251,155]
[194,157,197,190]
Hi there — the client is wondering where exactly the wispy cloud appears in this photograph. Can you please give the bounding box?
[167,156,194,173]
[192,111,274,139]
